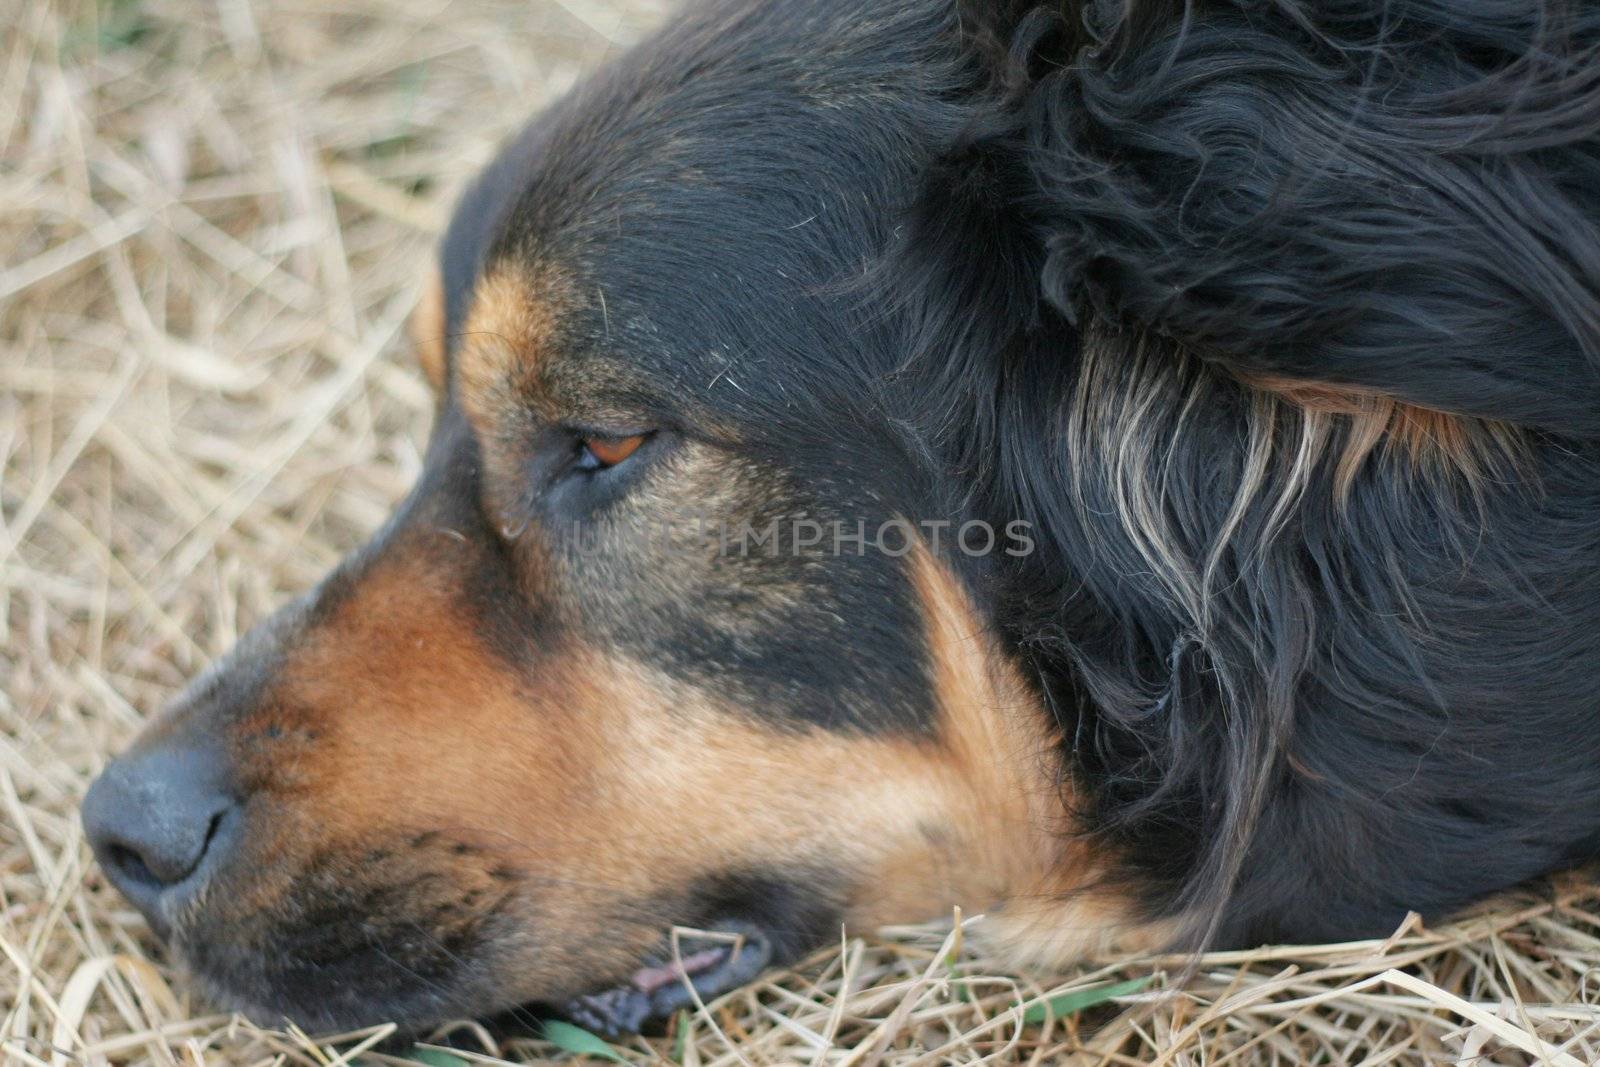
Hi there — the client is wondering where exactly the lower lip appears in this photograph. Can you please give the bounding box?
[628,945,731,994]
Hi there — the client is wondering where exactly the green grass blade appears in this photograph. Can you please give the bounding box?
[541,1020,635,1063]
[1020,976,1152,1025]
[671,1010,690,1064]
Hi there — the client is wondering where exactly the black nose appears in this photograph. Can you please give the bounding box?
[83,743,236,929]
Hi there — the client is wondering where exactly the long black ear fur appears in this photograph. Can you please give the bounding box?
[978,0,1600,436]
[903,0,1600,954]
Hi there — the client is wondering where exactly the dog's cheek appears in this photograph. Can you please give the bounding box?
[837,547,1175,962]
[185,527,1160,1014]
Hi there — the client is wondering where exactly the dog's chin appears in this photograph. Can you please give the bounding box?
[560,921,775,1036]
[164,926,508,1037]
[164,918,774,1039]
[177,958,485,1037]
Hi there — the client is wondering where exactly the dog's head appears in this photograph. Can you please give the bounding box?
[83,0,1600,1034]
[81,0,1146,1033]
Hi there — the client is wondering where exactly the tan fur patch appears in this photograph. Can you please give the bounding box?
[409,265,447,392]
[901,546,1173,964]
[454,263,573,442]
[1239,372,1525,497]
[222,536,1164,999]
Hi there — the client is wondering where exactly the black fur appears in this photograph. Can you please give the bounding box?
[439,0,1600,947]
[916,0,1600,944]
[88,1,1600,1029]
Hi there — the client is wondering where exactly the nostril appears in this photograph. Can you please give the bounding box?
[105,841,163,890]
[202,809,225,851]
[96,806,232,889]
[82,745,237,906]
[101,806,229,888]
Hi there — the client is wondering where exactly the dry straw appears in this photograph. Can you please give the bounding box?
[4,0,1600,1063]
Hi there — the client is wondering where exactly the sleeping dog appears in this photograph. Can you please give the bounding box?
[82,0,1600,1036]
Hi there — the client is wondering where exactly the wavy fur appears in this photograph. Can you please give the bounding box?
[906,0,1600,946]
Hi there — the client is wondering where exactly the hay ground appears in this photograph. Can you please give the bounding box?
[4,0,1600,1063]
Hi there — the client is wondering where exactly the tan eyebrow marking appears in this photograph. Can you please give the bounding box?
[409,264,449,393]
[455,263,574,443]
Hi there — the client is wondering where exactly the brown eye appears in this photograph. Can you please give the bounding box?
[579,433,647,470]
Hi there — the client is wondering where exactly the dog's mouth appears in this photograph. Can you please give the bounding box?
[561,921,774,1035]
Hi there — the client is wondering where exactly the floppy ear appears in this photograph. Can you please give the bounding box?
[910,0,1600,956]
[993,1,1600,436]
